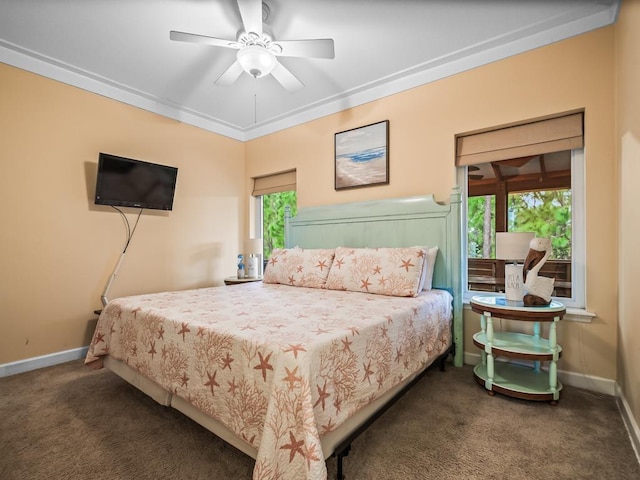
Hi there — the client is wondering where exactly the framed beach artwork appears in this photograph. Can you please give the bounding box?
[334,120,389,190]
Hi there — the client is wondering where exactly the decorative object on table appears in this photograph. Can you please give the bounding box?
[237,254,245,279]
[523,237,555,306]
[335,120,389,190]
[495,232,535,303]
[244,238,263,278]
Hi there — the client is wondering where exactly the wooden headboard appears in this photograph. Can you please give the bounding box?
[284,189,463,367]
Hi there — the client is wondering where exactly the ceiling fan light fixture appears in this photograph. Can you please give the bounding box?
[237,45,276,78]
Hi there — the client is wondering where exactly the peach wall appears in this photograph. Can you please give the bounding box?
[616,0,640,436]
[246,28,618,382]
[0,63,245,364]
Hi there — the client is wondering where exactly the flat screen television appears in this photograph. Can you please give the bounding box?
[95,153,178,211]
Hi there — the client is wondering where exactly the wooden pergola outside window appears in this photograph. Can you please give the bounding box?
[457,113,583,299]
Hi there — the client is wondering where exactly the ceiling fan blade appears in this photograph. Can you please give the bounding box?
[170,31,238,49]
[215,61,245,86]
[274,39,335,59]
[271,62,303,92]
[237,0,263,35]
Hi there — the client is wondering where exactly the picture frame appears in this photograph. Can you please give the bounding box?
[334,120,389,190]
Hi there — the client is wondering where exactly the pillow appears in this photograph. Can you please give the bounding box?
[421,246,439,291]
[263,247,335,288]
[325,246,427,297]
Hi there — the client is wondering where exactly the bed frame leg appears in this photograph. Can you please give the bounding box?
[336,444,351,480]
[439,345,453,371]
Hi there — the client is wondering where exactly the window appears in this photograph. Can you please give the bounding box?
[261,191,297,260]
[466,152,573,299]
[456,113,585,308]
[251,170,297,262]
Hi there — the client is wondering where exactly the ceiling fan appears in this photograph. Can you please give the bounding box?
[170,0,335,91]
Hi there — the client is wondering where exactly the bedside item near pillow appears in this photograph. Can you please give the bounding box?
[496,232,535,302]
[422,246,439,291]
[237,254,245,279]
[523,237,555,306]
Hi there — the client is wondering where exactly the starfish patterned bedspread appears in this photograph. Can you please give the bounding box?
[86,282,452,480]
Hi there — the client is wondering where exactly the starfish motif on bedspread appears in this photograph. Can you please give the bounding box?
[395,347,403,364]
[221,352,234,370]
[157,326,164,340]
[254,351,274,381]
[341,336,352,352]
[283,344,306,359]
[180,371,189,387]
[228,378,238,395]
[333,396,342,414]
[177,322,190,341]
[360,277,372,291]
[316,259,328,271]
[282,367,302,390]
[205,370,219,395]
[321,417,335,434]
[94,332,105,344]
[280,431,305,463]
[303,443,321,468]
[148,341,156,359]
[362,361,374,384]
[314,381,330,410]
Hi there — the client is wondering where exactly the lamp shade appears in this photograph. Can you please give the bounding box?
[245,238,262,254]
[496,232,535,261]
[237,46,277,78]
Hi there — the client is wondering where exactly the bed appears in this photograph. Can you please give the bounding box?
[85,190,463,480]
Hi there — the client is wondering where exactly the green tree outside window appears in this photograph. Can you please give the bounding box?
[467,189,571,260]
[262,191,297,260]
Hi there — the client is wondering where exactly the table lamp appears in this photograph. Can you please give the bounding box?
[245,238,263,278]
[496,232,535,302]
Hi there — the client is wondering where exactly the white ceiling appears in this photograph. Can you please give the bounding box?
[0,0,619,141]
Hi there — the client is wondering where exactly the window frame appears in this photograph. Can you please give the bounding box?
[458,148,585,309]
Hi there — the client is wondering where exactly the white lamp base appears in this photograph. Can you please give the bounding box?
[504,263,525,302]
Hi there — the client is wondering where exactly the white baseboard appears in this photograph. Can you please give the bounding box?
[463,352,616,396]
[616,384,640,466]
[0,346,89,377]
